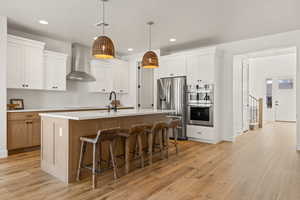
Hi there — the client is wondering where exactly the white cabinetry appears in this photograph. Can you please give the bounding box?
[158,55,186,78]
[112,60,129,94]
[7,35,45,89]
[89,60,113,93]
[186,53,215,85]
[187,125,216,144]
[44,51,68,91]
[89,59,129,94]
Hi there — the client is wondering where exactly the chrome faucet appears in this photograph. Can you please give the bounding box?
[109,91,118,112]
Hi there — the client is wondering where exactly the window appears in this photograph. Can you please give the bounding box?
[278,79,293,89]
[266,79,272,108]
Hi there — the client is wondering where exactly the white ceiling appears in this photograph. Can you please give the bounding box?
[1,0,300,55]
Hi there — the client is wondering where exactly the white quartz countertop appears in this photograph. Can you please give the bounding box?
[7,106,134,113]
[39,109,175,120]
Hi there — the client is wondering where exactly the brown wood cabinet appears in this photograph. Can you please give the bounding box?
[7,113,41,150]
[7,107,134,152]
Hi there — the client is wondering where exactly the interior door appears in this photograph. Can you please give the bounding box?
[274,77,296,122]
[242,60,249,132]
[138,62,154,108]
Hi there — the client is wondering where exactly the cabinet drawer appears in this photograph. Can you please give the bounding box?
[8,112,40,121]
[187,125,215,141]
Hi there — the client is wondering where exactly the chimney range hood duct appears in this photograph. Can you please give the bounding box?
[67,43,96,82]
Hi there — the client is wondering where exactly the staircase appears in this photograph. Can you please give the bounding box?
[249,95,263,130]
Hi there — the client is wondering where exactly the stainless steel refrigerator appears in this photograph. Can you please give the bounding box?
[157,76,187,140]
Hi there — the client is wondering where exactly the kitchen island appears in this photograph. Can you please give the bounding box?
[39,109,173,183]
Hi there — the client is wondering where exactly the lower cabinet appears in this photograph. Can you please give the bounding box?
[7,118,41,150]
[187,125,216,144]
[7,107,134,152]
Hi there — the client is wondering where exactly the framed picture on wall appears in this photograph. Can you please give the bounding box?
[10,99,24,110]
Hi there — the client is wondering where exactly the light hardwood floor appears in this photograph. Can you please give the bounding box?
[0,122,300,200]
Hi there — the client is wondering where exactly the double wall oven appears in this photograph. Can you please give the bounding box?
[187,84,214,127]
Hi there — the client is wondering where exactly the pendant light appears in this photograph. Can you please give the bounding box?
[92,0,115,59]
[142,22,159,69]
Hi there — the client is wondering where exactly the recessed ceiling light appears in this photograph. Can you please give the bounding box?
[39,20,49,25]
[128,48,133,52]
[169,38,176,42]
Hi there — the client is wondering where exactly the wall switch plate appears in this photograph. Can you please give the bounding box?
[59,128,63,137]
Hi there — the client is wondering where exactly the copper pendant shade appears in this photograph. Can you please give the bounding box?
[142,50,159,69]
[92,0,115,59]
[92,35,115,59]
[142,22,159,68]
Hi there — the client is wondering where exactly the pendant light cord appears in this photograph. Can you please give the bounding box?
[102,0,105,35]
[149,23,152,50]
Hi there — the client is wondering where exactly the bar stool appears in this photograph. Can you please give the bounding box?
[151,122,169,161]
[117,124,152,174]
[76,128,120,189]
[168,119,181,155]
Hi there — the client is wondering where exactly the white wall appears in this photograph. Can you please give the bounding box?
[249,53,296,121]
[0,16,7,158]
[6,28,130,109]
[219,30,300,149]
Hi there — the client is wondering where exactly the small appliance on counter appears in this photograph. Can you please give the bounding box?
[8,99,24,110]
[187,84,214,127]
[157,76,187,140]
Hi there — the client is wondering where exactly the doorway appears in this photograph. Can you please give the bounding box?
[233,47,297,136]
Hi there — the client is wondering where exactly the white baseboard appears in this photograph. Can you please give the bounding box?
[0,149,8,158]
[188,137,218,144]
[223,136,235,142]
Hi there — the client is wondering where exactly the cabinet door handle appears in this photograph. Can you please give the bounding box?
[196,131,202,135]
[170,73,174,76]
[25,120,33,124]
[120,89,123,92]
[102,89,106,92]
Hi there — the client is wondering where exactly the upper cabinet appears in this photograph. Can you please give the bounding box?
[44,50,68,91]
[89,60,113,93]
[158,55,186,78]
[112,60,129,94]
[89,59,129,94]
[7,35,45,89]
[156,48,221,86]
[186,53,215,85]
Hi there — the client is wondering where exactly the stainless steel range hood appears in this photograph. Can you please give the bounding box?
[67,43,96,82]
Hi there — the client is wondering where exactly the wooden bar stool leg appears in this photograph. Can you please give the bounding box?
[109,142,118,180]
[137,134,144,168]
[134,137,139,159]
[174,128,179,155]
[92,143,97,189]
[98,142,102,170]
[165,128,169,159]
[152,134,156,153]
[158,130,164,159]
[148,132,153,165]
[77,141,86,181]
[125,137,130,174]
